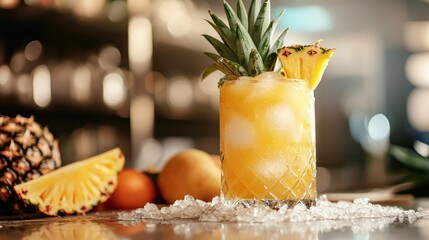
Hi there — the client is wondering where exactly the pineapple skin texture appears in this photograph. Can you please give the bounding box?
[278,44,334,89]
[0,115,61,214]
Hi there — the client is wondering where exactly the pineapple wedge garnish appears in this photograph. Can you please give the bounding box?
[278,41,335,89]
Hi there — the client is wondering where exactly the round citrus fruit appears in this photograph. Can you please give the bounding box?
[157,149,221,204]
[103,169,157,210]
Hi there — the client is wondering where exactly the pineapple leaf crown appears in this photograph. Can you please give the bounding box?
[202,0,288,86]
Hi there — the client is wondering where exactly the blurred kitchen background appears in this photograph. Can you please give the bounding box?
[0,0,428,194]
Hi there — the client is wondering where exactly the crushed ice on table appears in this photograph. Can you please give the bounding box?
[169,217,395,237]
[118,195,426,225]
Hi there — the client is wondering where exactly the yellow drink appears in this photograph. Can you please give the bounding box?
[219,74,316,207]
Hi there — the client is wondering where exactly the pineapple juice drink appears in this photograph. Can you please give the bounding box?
[201,0,334,208]
[220,73,316,206]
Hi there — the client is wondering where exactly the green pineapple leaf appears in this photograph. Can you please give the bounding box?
[204,52,248,81]
[216,63,234,76]
[218,75,231,88]
[248,48,265,76]
[252,0,270,47]
[202,34,238,62]
[234,28,246,67]
[207,11,236,52]
[201,64,219,81]
[236,0,248,30]
[262,22,288,71]
[248,0,262,37]
[258,9,286,61]
[223,0,240,37]
[204,52,247,77]
[203,0,289,81]
[203,52,234,76]
[264,52,278,71]
[264,27,288,71]
[223,0,255,68]
[257,21,273,61]
[235,22,258,69]
[218,57,249,77]
[204,52,222,62]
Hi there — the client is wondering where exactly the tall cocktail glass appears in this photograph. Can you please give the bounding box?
[219,73,316,207]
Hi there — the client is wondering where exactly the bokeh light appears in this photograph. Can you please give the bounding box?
[16,74,32,104]
[0,0,19,9]
[368,114,390,141]
[103,72,126,108]
[157,0,192,37]
[0,65,11,86]
[408,89,429,131]
[127,0,150,15]
[71,64,92,103]
[128,16,152,74]
[405,21,429,51]
[32,65,52,108]
[107,0,127,22]
[136,138,163,170]
[406,53,429,87]
[98,45,121,71]
[10,51,26,73]
[24,40,43,61]
[166,76,193,108]
[0,65,13,96]
[73,0,105,18]
[414,140,429,158]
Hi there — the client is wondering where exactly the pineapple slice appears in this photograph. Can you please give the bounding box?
[278,41,334,89]
[14,148,125,216]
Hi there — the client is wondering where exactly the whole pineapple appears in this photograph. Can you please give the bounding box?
[0,115,61,213]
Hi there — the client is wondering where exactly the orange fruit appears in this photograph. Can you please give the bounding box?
[103,169,157,210]
[158,149,221,204]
